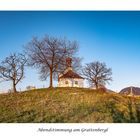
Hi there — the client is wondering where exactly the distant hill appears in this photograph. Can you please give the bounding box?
[119,86,140,96]
[0,87,140,123]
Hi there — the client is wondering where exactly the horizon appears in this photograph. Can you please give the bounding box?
[0,11,140,92]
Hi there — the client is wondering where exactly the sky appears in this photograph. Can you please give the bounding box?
[0,11,140,92]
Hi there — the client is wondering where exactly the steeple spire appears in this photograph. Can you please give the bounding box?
[66,57,72,68]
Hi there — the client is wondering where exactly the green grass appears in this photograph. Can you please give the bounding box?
[0,87,140,123]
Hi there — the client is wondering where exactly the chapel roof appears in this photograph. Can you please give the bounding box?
[59,70,84,79]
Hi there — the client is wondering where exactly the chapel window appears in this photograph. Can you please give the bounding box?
[65,81,68,84]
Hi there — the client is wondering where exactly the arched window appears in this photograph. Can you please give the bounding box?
[65,81,68,84]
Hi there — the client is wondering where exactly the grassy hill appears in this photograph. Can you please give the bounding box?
[0,87,140,123]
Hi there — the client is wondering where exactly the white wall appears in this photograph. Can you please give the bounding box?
[58,78,84,88]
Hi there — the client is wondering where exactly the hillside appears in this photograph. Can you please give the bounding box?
[120,86,140,96]
[0,87,140,123]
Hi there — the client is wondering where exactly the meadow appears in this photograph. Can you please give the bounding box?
[0,87,140,123]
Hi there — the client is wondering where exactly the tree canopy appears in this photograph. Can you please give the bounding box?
[25,35,81,87]
[0,53,27,93]
[82,61,112,89]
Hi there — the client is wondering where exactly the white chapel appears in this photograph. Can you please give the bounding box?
[58,58,84,88]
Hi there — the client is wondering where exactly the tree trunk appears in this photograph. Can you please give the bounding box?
[95,82,98,90]
[49,68,53,88]
[13,80,17,93]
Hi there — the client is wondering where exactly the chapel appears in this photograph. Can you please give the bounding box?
[58,58,84,87]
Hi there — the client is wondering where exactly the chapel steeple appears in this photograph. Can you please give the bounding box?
[66,57,72,68]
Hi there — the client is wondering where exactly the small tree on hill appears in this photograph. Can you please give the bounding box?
[0,53,27,93]
[82,61,112,90]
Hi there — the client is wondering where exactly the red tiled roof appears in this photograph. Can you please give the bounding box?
[59,70,84,79]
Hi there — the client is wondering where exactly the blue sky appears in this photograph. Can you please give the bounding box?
[0,11,140,92]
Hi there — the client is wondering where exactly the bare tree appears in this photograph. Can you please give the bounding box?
[25,35,81,88]
[0,53,27,93]
[82,61,112,89]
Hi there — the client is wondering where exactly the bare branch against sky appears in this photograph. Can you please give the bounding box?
[0,53,27,93]
[24,35,81,88]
